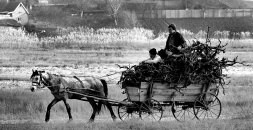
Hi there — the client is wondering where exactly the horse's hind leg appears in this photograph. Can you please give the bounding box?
[62,98,73,121]
[105,101,117,121]
[45,98,60,122]
[87,98,97,122]
[98,100,117,121]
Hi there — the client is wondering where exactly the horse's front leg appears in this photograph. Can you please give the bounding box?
[62,98,73,121]
[45,98,60,122]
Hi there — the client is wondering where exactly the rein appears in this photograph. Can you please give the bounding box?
[33,70,124,92]
[58,71,123,79]
[98,71,123,78]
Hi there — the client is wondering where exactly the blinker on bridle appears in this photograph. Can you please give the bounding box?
[31,70,50,88]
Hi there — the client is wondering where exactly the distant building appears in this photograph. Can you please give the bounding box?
[38,0,49,5]
[0,2,29,26]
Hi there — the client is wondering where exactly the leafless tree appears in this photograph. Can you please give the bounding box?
[107,0,122,26]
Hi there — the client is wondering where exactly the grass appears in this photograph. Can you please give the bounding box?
[0,83,125,121]
[0,27,39,49]
[0,66,252,130]
[0,27,154,50]
[0,119,253,130]
[0,74,252,122]
[2,26,253,52]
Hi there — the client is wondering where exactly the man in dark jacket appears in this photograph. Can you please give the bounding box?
[165,24,186,55]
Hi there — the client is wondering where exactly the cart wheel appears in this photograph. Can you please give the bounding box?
[118,99,140,121]
[139,99,163,121]
[193,93,221,120]
[172,102,196,122]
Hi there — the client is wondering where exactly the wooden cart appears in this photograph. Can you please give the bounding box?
[118,81,221,122]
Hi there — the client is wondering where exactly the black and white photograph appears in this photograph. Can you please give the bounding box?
[0,0,253,130]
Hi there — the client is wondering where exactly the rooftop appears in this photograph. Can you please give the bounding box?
[0,2,20,12]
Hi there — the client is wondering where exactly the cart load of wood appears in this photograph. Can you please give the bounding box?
[118,40,240,89]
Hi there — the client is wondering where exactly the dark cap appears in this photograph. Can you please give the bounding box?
[168,23,176,31]
[149,48,157,55]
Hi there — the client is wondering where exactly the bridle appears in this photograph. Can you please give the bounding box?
[31,71,51,89]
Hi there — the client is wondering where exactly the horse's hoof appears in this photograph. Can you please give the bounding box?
[67,118,73,123]
[88,119,94,123]
[112,116,117,121]
[45,119,49,123]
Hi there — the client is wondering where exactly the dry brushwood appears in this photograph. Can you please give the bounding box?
[118,40,242,91]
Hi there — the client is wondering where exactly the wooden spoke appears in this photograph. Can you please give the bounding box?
[118,99,140,121]
[172,103,196,122]
[193,93,221,120]
[139,99,163,122]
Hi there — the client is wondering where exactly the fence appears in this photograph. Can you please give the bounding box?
[134,9,253,18]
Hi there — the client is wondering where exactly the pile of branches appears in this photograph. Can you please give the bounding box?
[118,40,242,89]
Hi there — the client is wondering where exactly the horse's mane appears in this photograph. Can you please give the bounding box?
[46,72,61,77]
[46,72,63,81]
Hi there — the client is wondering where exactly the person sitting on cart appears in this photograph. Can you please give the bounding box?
[140,48,162,64]
[158,49,168,60]
[165,23,187,56]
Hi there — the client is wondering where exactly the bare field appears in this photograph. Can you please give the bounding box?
[0,49,252,67]
[0,49,147,67]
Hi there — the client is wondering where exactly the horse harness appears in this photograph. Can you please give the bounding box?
[33,72,66,94]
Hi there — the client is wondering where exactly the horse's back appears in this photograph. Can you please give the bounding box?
[65,77,103,90]
[64,76,106,98]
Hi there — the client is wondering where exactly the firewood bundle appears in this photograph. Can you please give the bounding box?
[118,40,239,89]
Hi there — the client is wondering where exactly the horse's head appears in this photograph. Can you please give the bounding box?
[30,70,47,92]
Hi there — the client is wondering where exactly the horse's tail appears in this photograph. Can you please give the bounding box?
[97,79,108,114]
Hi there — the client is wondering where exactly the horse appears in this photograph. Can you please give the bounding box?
[30,70,117,122]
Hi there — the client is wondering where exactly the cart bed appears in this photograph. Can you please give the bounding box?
[124,82,218,102]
